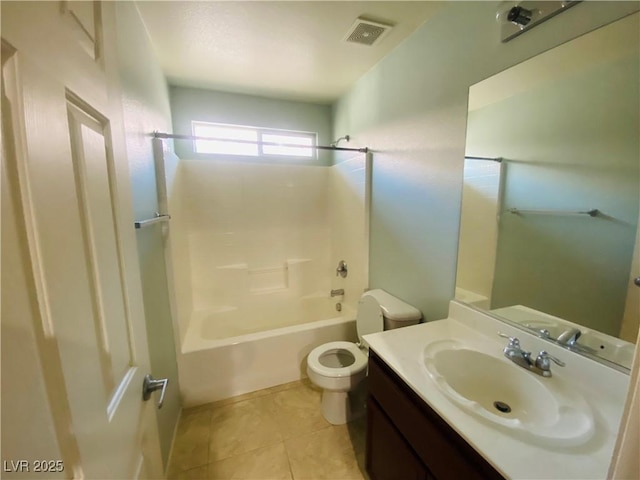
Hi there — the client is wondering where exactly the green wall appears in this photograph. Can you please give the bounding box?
[170,86,333,165]
[468,53,639,336]
[115,3,180,469]
[332,1,639,321]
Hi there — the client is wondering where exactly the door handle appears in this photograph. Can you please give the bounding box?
[634,277,640,287]
[142,374,168,409]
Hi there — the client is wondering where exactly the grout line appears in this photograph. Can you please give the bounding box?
[282,437,296,480]
[206,408,211,472]
[184,379,304,413]
[280,422,333,442]
[173,380,355,478]
[166,409,213,476]
[208,439,285,467]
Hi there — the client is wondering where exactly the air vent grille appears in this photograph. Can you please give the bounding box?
[344,18,392,46]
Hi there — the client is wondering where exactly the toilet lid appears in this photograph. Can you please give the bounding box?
[356,295,384,345]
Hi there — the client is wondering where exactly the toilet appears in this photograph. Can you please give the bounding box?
[306,289,422,425]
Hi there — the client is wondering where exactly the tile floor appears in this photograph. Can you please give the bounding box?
[167,380,368,480]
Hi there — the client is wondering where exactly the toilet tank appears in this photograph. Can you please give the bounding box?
[363,289,422,330]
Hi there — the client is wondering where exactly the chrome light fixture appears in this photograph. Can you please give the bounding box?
[497,1,581,42]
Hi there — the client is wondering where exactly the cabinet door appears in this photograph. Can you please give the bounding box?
[367,398,430,480]
[368,352,503,480]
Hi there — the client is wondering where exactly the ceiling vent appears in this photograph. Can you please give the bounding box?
[344,17,393,47]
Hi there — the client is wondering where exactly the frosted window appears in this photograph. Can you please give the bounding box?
[193,123,258,156]
[262,133,313,157]
[192,122,316,158]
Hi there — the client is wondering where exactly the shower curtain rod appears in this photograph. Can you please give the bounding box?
[153,132,369,153]
[465,155,503,163]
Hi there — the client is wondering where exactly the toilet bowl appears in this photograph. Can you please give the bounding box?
[306,289,421,425]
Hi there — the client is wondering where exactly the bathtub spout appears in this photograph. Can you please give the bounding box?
[330,289,345,297]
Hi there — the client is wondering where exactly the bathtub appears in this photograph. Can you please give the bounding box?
[177,298,357,407]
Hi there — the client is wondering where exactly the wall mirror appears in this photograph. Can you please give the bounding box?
[456,12,639,371]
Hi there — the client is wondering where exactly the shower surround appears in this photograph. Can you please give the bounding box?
[160,141,369,405]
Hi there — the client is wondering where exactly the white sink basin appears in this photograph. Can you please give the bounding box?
[423,340,595,446]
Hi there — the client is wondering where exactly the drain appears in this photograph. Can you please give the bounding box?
[493,401,511,413]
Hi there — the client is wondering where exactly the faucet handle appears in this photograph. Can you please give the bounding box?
[336,260,348,278]
[497,332,520,348]
[535,351,565,371]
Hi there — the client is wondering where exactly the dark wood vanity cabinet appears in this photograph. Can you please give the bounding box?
[366,350,504,480]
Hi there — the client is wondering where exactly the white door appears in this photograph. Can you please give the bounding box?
[2,2,163,478]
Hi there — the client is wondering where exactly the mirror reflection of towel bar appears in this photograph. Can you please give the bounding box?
[508,208,600,217]
[134,213,171,229]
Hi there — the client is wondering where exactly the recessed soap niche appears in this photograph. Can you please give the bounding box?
[215,258,316,297]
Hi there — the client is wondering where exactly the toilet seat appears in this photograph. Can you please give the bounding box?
[307,341,367,378]
[306,289,421,425]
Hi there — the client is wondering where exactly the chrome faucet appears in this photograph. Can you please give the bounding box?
[556,328,582,346]
[498,333,565,377]
[330,289,344,297]
[499,334,533,369]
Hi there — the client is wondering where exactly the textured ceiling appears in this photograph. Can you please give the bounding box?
[135,1,441,104]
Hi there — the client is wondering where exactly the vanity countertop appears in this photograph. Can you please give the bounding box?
[363,301,631,480]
